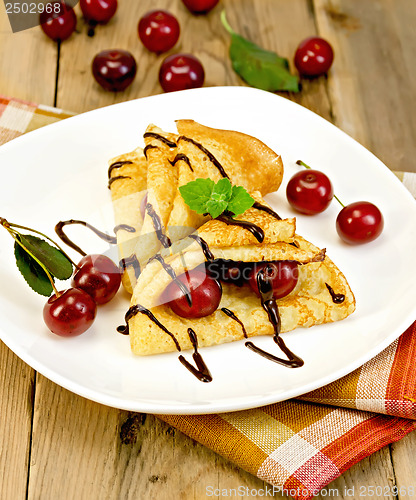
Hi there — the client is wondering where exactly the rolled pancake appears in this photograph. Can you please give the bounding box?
[128,205,355,355]
[108,147,147,293]
[167,121,284,240]
[175,120,283,195]
[136,125,179,265]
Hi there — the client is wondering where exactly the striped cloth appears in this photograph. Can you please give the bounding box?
[1,96,415,500]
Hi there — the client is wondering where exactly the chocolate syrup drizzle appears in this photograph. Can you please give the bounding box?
[144,132,177,148]
[120,255,141,280]
[143,144,158,159]
[117,305,181,351]
[245,267,304,368]
[221,308,248,338]
[188,234,215,261]
[178,136,230,179]
[178,328,213,383]
[325,283,345,304]
[117,306,212,383]
[55,219,117,256]
[149,254,192,307]
[108,175,131,189]
[217,211,265,243]
[145,203,172,248]
[252,202,282,220]
[114,224,136,233]
[108,160,133,178]
[169,153,194,172]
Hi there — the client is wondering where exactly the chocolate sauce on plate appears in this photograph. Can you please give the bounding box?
[117,304,181,351]
[108,160,133,178]
[245,266,304,368]
[221,308,248,338]
[178,328,212,383]
[114,224,136,233]
[169,153,194,172]
[217,211,264,243]
[145,203,172,248]
[149,254,192,307]
[143,144,158,159]
[108,175,131,189]
[188,234,214,262]
[119,254,141,279]
[325,283,345,304]
[144,132,177,148]
[55,219,117,256]
[178,136,230,179]
[252,202,282,220]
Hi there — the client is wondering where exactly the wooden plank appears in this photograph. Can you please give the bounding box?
[0,3,57,103]
[0,343,35,500]
[391,431,416,495]
[316,448,397,500]
[314,0,416,173]
[0,5,56,500]
[27,0,406,498]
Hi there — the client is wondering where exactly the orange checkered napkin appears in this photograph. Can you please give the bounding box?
[2,96,416,500]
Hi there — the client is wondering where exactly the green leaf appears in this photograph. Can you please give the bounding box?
[210,178,232,203]
[221,11,300,93]
[179,178,215,214]
[227,185,255,216]
[14,240,53,296]
[206,199,228,219]
[18,234,73,280]
[180,177,255,219]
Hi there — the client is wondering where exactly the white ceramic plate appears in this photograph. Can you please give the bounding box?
[1,87,415,414]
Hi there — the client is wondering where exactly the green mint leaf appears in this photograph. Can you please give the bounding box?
[227,185,255,216]
[180,177,255,219]
[210,178,232,203]
[206,199,228,219]
[18,234,73,280]
[14,240,53,296]
[179,178,215,214]
[221,11,300,93]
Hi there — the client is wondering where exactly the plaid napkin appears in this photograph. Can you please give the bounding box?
[2,96,416,500]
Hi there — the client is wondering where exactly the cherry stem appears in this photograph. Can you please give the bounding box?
[0,221,60,297]
[220,10,235,35]
[296,160,345,208]
[4,220,79,268]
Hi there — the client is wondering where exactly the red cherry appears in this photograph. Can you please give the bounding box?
[181,0,219,14]
[162,267,222,318]
[40,2,77,42]
[294,37,334,77]
[138,10,180,54]
[80,0,117,23]
[248,261,299,299]
[286,169,334,214]
[336,201,384,244]
[159,53,205,93]
[72,254,121,305]
[43,288,97,337]
[92,49,137,91]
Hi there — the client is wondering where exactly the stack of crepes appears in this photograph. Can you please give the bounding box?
[2,98,416,500]
[108,120,355,356]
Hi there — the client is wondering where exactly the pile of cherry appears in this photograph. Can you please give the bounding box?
[40,0,335,93]
[287,160,383,244]
[44,253,121,337]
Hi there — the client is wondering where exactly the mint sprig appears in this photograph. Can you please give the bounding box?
[1,218,75,297]
[179,178,255,218]
[221,11,300,93]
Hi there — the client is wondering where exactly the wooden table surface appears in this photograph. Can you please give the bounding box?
[1,1,416,499]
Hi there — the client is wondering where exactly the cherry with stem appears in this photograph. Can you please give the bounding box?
[295,160,384,244]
